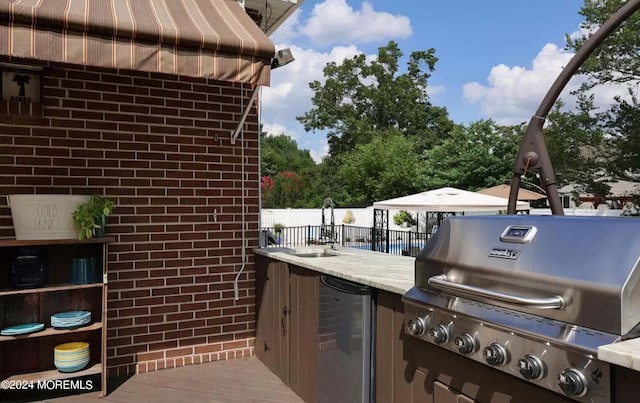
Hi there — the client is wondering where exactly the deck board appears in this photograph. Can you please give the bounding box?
[18,357,304,403]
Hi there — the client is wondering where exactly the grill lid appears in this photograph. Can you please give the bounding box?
[415,215,640,336]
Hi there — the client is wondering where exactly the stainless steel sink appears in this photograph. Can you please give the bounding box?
[292,251,339,258]
[284,249,339,258]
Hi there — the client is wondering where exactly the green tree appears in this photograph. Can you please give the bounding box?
[262,171,306,208]
[260,133,319,208]
[423,120,521,190]
[605,91,640,179]
[567,0,640,86]
[337,131,426,205]
[297,41,453,157]
[260,133,316,178]
[564,0,640,186]
[542,96,606,186]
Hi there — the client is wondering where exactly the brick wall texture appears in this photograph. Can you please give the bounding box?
[0,57,260,376]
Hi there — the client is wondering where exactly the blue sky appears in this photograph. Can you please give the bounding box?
[261,0,605,161]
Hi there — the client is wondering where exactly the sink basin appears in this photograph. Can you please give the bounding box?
[284,249,339,258]
[292,251,339,258]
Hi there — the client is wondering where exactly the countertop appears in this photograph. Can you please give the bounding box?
[254,246,415,295]
[598,339,640,371]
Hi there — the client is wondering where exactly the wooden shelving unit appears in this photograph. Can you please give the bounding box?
[0,237,112,397]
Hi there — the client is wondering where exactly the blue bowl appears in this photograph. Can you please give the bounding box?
[55,360,89,373]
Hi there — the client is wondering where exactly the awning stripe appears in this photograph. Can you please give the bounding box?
[0,0,275,85]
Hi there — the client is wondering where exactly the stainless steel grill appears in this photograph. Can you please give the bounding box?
[402,214,640,402]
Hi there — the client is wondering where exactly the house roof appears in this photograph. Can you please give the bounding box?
[477,184,546,201]
[559,179,640,197]
[0,0,275,85]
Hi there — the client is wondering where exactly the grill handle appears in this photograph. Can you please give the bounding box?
[427,275,565,309]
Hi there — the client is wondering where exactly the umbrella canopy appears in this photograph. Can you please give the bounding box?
[477,184,546,201]
[373,187,530,212]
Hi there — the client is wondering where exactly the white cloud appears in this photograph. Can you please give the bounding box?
[428,84,446,97]
[309,143,330,163]
[301,0,412,47]
[462,44,578,124]
[568,26,594,42]
[261,122,291,137]
[269,9,301,44]
[462,42,634,125]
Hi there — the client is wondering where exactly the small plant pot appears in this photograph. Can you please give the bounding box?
[95,215,107,237]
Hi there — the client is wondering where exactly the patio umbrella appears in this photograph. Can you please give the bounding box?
[373,187,530,212]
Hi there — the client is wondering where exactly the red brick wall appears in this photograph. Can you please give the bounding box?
[0,57,260,376]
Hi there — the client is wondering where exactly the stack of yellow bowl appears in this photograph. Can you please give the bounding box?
[54,342,90,372]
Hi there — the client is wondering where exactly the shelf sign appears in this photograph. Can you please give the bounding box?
[2,69,40,103]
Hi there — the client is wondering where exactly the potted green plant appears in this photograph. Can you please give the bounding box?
[273,223,284,245]
[393,210,417,228]
[72,195,115,239]
[342,210,355,224]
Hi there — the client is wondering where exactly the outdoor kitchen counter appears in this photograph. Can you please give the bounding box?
[598,339,640,372]
[255,246,640,375]
[253,246,415,295]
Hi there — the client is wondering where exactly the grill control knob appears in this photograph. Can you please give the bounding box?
[406,317,426,336]
[483,343,508,366]
[517,354,545,380]
[558,368,588,397]
[428,324,449,345]
[454,333,477,355]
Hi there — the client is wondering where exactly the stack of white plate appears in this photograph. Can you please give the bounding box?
[51,311,91,329]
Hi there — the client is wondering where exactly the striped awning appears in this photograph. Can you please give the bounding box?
[0,0,276,86]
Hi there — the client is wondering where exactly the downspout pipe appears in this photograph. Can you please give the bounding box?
[234,85,250,301]
[508,0,640,214]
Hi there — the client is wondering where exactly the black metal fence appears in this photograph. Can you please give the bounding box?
[261,224,429,256]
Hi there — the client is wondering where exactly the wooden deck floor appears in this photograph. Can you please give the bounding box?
[6,357,304,403]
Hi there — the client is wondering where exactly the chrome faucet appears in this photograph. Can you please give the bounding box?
[320,197,337,247]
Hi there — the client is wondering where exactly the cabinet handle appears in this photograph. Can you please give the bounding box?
[281,305,289,335]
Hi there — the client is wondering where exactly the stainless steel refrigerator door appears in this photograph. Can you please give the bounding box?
[318,275,373,403]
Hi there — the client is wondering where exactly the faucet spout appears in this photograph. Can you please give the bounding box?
[320,197,337,246]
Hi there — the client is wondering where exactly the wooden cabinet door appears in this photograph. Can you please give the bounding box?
[255,256,290,383]
[434,381,477,403]
[288,265,320,403]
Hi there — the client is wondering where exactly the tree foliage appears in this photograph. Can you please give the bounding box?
[297,41,453,157]
[260,133,316,178]
[423,120,522,190]
[567,0,640,86]
[337,131,427,205]
[605,91,640,179]
[260,133,318,208]
[262,171,306,208]
[543,95,606,186]
[565,0,640,185]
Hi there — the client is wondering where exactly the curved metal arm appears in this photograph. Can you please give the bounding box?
[508,0,640,214]
[427,275,565,309]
